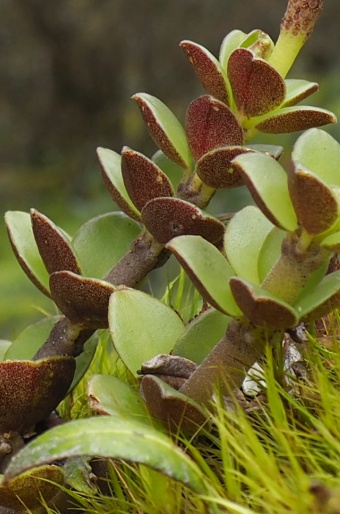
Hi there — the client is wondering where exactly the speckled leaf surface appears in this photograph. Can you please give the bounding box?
[255,106,336,134]
[196,146,254,188]
[0,465,64,511]
[181,40,230,104]
[109,289,184,376]
[121,147,174,211]
[283,79,319,107]
[97,147,141,220]
[133,93,191,169]
[142,197,225,244]
[31,209,81,276]
[230,277,298,328]
[0,356,75,434]
[5,417,208,495]
[5,211,50,296]
[50,271,115,327]
[141,375,207,435]
[228,48,285,118]
[167,235,241,317]
[185,95,243,161]
[72,212,141,278]
[288,166,338,235]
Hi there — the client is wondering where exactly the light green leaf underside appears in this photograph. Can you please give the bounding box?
[5,417,208,494]
[294,269,340,319]
[109,289,185,376]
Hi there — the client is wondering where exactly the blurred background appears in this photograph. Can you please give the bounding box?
[1,0,340,338]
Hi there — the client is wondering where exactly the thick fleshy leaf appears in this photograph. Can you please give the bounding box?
[196,146,254,188]
[232,152,298,231]
[283,79,319,107]
[88,374,150,423]
[295,269,340,322]
[30,209,81,276]
[72,212,141,278]
[0,465,64,511]
[240,29,274,58]
[257,227,286,282]
[5,316,61,360]
[255,106,336,134]
[288,166,338,235]
[5,417,208,495]
[140,375,208,435]
[185,95,243,161]
[247,143,283,160]
[292,128,340,185]
[321,231,340,252]
[181,40,230,104]
[224,206,274,284]
[173,308,230,364]
[50,271,115,328]
[121,147,174,211]
[167,235,241,317]
[219,29,247,70]
[139,355,196,389]
[97,147,141,220]
[133,93,191,169]
[152,150,183,190]
[229,277,298,328]
[142,197,225,244]
[109,289,185,376]
[5,211,50,296]
[228,48,285,118]
[0,356,75,434]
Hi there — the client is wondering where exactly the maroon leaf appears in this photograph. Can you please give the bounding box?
[288,166,338,235]
[228,48,285,118]
[31,209,81,276]
[141,375,208,436]
[180,40,230,104]
[186,95,243,161]
[229,277,298,328]
[50,271,116,328]
[0,357,75,434]
[141,197,225,244]
[121,147,174,211]
[255,106,337,134]
[196,146,254,188]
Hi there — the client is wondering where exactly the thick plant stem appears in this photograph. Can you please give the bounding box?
[179,318,283,404]
[261,233,326,304]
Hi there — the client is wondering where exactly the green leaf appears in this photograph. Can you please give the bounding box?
[5,417,208,495]
[173,308,230,364]
[167,235,241,317]
[257,227,286,282]
[109,289,185,376]
[232,152,298,232]
[292,128,340,185]
[0,340,12,360]
[133,93,191,169]
[88,374,150,423]
[224,205,274,284]
[5,211,50,297]
[321,230,340,252]
[294,269,340,322]
[283,79,319,107]
[72,212,141,278]
[97,147,141,220]
[219,29,247,71]
[152,150,183,190]
[4,316,61,360]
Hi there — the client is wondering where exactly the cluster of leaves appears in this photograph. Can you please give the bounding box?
[2,1,340,511]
